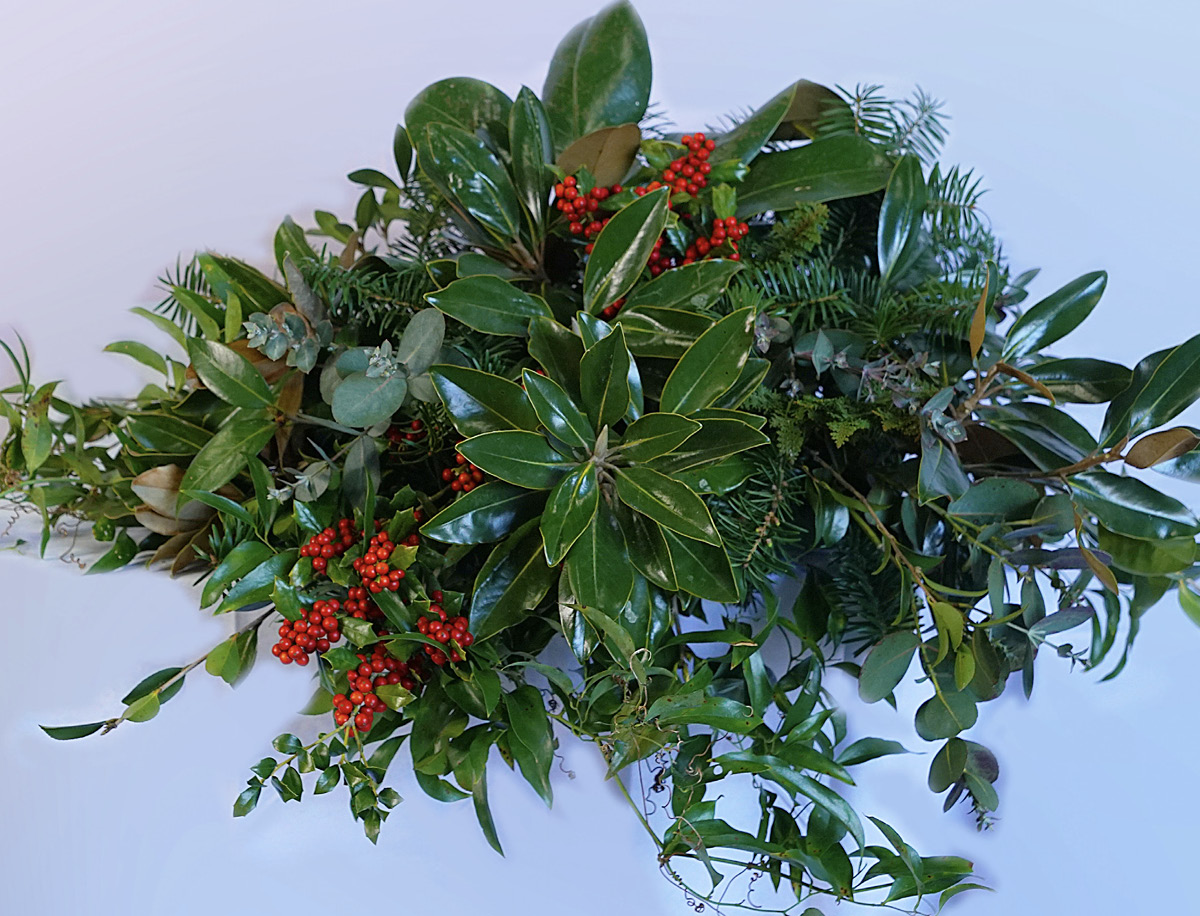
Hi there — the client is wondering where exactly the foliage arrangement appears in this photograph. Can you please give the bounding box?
[6,2,1200,911]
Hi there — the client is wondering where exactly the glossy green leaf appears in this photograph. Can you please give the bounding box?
[1025,358,1132,404]
[858,632,920,703]
[528,317,585,399]
[415,123,524,245]
[217,551,297,614]
[542,0,652,150]
[947,479,1041,523]
[197,254,288,315]
[579,324,632,429]
[180,418,275,494]
[20,381,55,472]
[617,412,701,463]
[522,369,593,448]
[566,501,634,612]
[404,76,512,138]
[614,306,714,359]
[186,339,274,409]
[457,430,575,489]
[40,721,106,741]
[1005,271,1107,357]
[979,402,1097,470]
[649,417,769,473]
[835,738,909,767]
[621,258,742,313]
[660,308,755,415]
[614,503,677,590]
[430,365,538,435]
[504,686,555,806]
[540,463,599,565]
[422,481,546,545]
[647,693,762,735]
[426,275,552,338]
[331,371,407,429]
[1071,470,1200,539]
[470,522,558,641]
[1097,526,1195,576]
[615,466,719,545]
[126,415,212,454]
[105,340,168,376]
[508,87,554,231]
[877,155,926,288]
[661,528,740,603]
[711,83,795,165]
[1102,333,1200,448]
[735,135,892,217]
[201,540,273,607]
[917,430,969,502]
[583,188,670,314]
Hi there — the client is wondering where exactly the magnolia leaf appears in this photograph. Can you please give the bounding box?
[556,123,641,187]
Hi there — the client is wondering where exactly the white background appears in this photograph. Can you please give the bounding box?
[3,1,1199,913]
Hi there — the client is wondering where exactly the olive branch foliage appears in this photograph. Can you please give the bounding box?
[6,3,1200,914]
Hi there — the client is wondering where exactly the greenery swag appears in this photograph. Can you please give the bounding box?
[5,3,1200,911]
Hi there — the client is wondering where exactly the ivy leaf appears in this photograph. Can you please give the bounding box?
[430,365,539,435]
[186,339,275,409]
[660,308,755,415]
[540,463,600,565]
[614,467,720,545]
[735,135,891,217]
[426,276,553,338]
[457,430,576,490]
[541,0,652,150]
[579,324,632,430]
[421,481,547,545]
[180,417,275,494]
[522,370,594,449]
[582,189,670,314]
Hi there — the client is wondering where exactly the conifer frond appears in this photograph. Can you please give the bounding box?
[154,255,212,336]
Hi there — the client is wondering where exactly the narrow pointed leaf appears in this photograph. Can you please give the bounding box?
[583,189,670,314]
[458,430,575,489]
[431,365,539,435]
[541,463,599,565]
[426,275,552,338]
[660,308,755,415]
[615,466,720,545]
[522,370,594,448]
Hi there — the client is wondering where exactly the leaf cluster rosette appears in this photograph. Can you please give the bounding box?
[5,1,1200,911]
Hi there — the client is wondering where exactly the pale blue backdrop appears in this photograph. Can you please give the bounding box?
[2,1,1198,914]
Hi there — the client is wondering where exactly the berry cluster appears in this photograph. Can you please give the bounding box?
[299,518,359,574]
[658,131,715,196]
[552,132,749,305]
[441,453,484,493]
[331,643,419,734]
[271,601,344,666]
[554,176,619,239]
[415,591,473,666]
[385,418,426,449]
[351,527,415,594]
